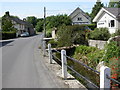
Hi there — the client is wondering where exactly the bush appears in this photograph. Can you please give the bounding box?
[103,41,120,63]
[57,25,88,47]
[103,41,120,85]
[115,29,120,35]
[86,24,96,30]
[46,29,52,38]
[88,28,111,41]
[109,57,120,80]
[2,31,16,40]
[48,39,58,48]
[73,45,104,68]
[112,29,120,36]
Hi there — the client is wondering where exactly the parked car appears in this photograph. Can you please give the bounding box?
[20,32,29,37]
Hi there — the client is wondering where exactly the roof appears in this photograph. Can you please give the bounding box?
[69,7,91,20]
[10,17,26,24]
[10,17,31,25]
[3,12,33,28]
[7,16,33,27]
[93,7,120,22]
[104,8,120,17]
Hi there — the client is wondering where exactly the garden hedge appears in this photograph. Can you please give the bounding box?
[2,31,16,40]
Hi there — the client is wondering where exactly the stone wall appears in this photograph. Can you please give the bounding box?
[88,40,107,49]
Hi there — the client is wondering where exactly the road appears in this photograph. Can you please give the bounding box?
[2,34,66,88]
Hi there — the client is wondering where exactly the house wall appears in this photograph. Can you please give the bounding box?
[11,19,35,36]
[118,21,120,30]
[14,24,19,30]
[97,12,118,34]
[72,13,91,25]
[28,28,35,35]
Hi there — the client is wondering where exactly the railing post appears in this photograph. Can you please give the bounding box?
[100,66,111,89]
[43,41,46,56]
[61,50,67,80]
[48,44,52,64]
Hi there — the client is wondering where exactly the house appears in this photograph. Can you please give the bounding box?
[69,7,91,25]
[93,7,120,34]
[4,12,35,36]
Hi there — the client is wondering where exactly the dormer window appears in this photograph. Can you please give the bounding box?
[78,17,82,21]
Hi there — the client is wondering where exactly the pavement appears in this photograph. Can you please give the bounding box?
[2,35,67,88]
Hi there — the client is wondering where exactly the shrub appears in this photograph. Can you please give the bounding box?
[46,29,52,38]
[2,31,16,40]
[88,28,111,41]
[109,57,120,79]
[48,39,58,48]
[112,29,120,36]
[73,45,104,68]
[74,45,97,55]
[57,25,88,47]
[70,45,101,87]
[103,41,120,63]
[103,41,120,87]
[86,24,96,30]
[116,29,120,35]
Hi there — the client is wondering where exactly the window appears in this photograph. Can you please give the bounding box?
[111,20,115,27]
[98,23,104,25]
[78,17,82,21]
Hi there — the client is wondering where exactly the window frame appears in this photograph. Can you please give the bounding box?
[110,20,115,27]
[77,17,82,21]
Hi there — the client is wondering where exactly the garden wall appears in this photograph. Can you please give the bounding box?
[88,40,107,49]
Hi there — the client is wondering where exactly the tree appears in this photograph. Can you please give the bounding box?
[90,0,104,21]
[26,16,37,28]
[57,25,88,47]
[108,0,120,8]
[35,19,44,32]
[2,16,16,32]
[85,12,90,17]
[46,14,72,29]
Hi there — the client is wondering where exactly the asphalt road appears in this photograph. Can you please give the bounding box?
[2,34,66,88]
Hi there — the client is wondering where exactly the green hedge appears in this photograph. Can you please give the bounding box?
[88,28,111,41]
[2,31,16,40]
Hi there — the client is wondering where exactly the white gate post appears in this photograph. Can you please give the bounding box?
[43,41,46,56]
[61,50,67,80]
[100,66,111,89]
[48,44,52,64]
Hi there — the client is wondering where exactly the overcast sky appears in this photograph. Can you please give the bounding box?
[0,0,109,19]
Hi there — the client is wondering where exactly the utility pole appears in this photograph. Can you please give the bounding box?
[44,7,46,37]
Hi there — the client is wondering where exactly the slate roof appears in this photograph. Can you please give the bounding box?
[104,8,120,17]
[9,16,32,27]
[104,8,120,22]
[69,7,91,21]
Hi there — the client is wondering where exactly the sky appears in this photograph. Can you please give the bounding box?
[0,0,109,19]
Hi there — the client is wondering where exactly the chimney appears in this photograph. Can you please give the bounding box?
[5,11,10,16]
[23,18,26,21]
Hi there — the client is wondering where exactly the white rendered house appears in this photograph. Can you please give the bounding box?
[93,8,120,34]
